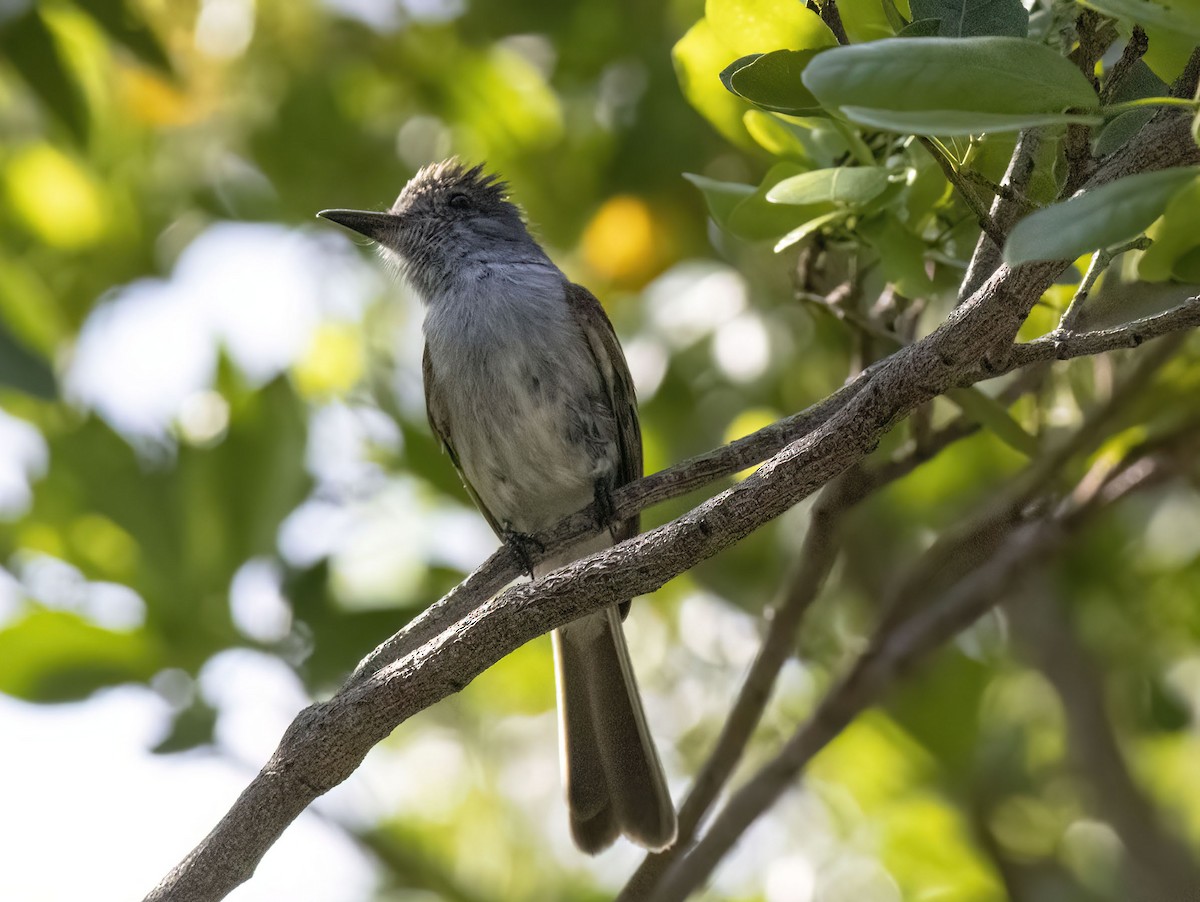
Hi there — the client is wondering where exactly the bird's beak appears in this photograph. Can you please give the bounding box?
[316,208,399,242]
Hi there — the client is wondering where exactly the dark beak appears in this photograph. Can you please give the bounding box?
[316,208,399,242]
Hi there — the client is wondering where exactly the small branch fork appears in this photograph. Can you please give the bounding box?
[145,97,1200,902]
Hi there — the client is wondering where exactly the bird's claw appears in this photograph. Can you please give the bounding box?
[504,530,545,578]
[593,478,616,531]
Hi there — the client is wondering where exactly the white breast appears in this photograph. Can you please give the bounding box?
[423,263,619,534]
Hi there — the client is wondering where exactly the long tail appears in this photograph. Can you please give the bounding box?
[552,605,677,854]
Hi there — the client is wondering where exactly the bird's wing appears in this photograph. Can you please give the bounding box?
[423,343,506,539]
[565,281,643,543]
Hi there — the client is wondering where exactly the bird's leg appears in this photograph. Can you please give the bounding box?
[593,476,616,532]
[502,529,545,578]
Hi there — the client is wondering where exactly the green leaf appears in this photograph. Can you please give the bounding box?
[683,172,756,228]
[153,700,218,753]
[802,38,1100,135]
[882,0,911,32]
[1003,167,1199,265]
[721,49,826,114]
[0,8,87,143]
[78,0,173,73]
[706,0,838,56]
[0,321,56,399]
[1137,177,1200,281]
[946,388,1038,457]
[775,209,851,251]
[743,110,814,160]
[898,17,944,35]
[673,19,756,148]
[730,162,836,240]
[860,214,936,296]
[840,105,1102,135]
[908,0,1029,36]
[1093,61,1169,157]
[1081,0,1200,38]
[0,609,161,702]
[767,166,892,205]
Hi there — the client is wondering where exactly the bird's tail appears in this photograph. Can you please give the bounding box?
[552,605,676,854]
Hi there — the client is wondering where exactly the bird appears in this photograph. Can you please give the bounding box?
[318,159,677,854]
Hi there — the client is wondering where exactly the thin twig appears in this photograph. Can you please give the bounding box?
[999,294,1200,373]
[1058,237,1154,331]
[919,136,1005,246]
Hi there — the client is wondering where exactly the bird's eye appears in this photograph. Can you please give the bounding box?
[448,192,471,209]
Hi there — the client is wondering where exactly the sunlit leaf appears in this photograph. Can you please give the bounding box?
[3,144,109,249]
[767,166,892,205]
[742,110,813,160]
[706,0,838,56]
[775,209,850,251]
[0,609,160,702]
[673,19,756,147]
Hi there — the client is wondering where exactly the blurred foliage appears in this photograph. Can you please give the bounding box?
[2,0,1200,899]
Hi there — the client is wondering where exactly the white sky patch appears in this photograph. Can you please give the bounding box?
[230,558,292,643]
[0,409,47,519]
[317,477,497,607]
[0,686,377,902]
[67,224,380,440]
[305,402,400,491]
[622,334,668,399]
[645,261,747,348]
[195,0,256,59]
[712,312,771,383]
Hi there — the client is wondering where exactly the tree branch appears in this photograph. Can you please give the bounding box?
[959,129,1042,302]
[646,428,1191,902]
[145,108,1200,902]
[639,332,1189,901]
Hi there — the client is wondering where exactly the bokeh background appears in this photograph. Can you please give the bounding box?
[3,1,1200,900]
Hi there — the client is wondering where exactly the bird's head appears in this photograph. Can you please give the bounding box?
[318,160,537,298]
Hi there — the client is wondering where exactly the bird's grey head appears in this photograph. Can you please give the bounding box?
[318,160,544,300]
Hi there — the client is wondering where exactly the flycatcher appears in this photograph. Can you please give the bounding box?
[319,160,676,854]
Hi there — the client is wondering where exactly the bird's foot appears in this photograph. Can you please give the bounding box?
[503,530,545,578]
[593,478,616,531]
